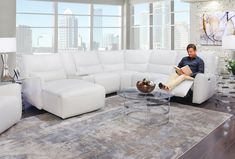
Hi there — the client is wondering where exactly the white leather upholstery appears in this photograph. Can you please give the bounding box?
[30,69,67,82]
[98,51,125,72]
[20,49,218,119]
[0,84,22,134]
[171,81,194,97]
[20,54,65,79]
[193,73,217,104]
[93,73,120,94]
[60,53,77,76]
[125,50,152,72]
[42,79,105,119]
[23,77,44,109]
[148,50,178,75]
[72,52,103,75]
[197,52,218,74]
[21,53,106,118]
[117,70,139,90]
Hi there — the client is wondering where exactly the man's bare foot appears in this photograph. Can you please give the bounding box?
[158,83,170,91]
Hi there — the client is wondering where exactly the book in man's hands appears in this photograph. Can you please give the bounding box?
[174,65,192,76]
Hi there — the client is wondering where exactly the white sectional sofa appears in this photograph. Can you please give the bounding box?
[0,84,22,134]
[19,50,218,118]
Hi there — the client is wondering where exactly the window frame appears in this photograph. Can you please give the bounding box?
[16,0,123,53]
[130,0,190,50]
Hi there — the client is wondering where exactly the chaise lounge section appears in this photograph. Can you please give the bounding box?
[20,54,105,119]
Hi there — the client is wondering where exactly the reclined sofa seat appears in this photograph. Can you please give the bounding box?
[20,54,105,119]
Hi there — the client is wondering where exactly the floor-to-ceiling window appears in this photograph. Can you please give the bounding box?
[58,2,91,52]
[16,0,54,53]
[130,3,150,50]
[130,0,190,50]
[93,4,122,51]
[16,0,123,53]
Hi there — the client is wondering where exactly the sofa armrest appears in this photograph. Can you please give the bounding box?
[23,77,44,109]
[192,73,216,104]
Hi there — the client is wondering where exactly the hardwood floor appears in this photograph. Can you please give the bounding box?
[179,96,235,159]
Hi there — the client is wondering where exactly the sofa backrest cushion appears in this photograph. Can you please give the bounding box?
[20,54,67,81]
[72,52,103,75]
[176,51,218,74]
[59,53,77,75]
[125,50,152,72]
[197,51,218,74]
[30,69,67,82]
[148,50,178,75]
[98,51,125,72]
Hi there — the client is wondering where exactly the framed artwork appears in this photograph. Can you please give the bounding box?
[200,12,235,46]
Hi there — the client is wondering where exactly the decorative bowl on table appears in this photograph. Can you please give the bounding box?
[136,78,156,94]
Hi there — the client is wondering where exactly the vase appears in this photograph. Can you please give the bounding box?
[1,54,13,82]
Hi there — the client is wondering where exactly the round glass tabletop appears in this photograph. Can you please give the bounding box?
[118,88,173,101]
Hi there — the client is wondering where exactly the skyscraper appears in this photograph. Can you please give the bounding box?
[16,25,32,54]
[175,22,189,49]
[93,9,103,50]
[59,9,78,50]
[139,12,149,49]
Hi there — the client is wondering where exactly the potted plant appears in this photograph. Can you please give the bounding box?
[226,59,235,75]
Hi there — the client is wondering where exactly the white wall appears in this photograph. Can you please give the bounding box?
[0,0,16,77]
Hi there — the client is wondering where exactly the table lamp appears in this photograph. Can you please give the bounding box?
[0,38,16,82]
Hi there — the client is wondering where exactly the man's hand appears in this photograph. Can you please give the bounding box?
[178,69,184,75]
[176,69,184,75]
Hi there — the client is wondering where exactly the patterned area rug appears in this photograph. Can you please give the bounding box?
[0,96,232,159]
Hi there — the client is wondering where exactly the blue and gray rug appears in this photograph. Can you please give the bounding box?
[0,96,232,159]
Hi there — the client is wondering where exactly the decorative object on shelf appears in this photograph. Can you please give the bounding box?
[136,78,156,94]
[13,68,21,82]
[226,59,235,75]
[0,37,16,82]
[200,12,235,46]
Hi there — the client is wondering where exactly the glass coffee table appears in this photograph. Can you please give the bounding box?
[118,88,173,126]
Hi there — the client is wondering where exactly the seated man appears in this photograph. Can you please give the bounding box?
[159,44,205,91]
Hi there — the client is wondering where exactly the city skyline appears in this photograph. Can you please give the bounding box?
[17,7,121,53]
[16,0,189,52]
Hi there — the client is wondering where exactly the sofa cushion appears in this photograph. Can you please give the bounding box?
[93,73,120,94]
[59,53,77,76]
[115,70,139,90]
[20,54,65,78]
[98,51,125,72]
[30,69,67,82]
[197,51,218,74]
[42,79,105,118]
[148,50,178,75]
[72,52,103,75]
[125,50,152,72]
